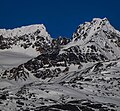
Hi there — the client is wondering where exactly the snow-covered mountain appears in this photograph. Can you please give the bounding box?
[0,24,52,72]
[0,18,120,111]
[63,18,120,61]
[0,24,52,55]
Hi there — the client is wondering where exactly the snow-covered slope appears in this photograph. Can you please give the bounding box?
[62,18,120,61]
[0,24,52,72]
[0,18,120,111]
[0,24,52,55]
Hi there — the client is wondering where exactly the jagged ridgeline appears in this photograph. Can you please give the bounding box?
[1,18,120,81]
[0,18,120,111]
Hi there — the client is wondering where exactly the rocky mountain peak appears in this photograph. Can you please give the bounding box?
[0,24,52,55]
[72,18,119,41]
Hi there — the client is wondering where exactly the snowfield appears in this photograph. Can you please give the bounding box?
[0,51,34,72]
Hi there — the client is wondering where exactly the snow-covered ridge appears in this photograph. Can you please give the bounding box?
[60,18,120,61]
[0,24,50,39]
[73,17,120,41]
[0,24,52,72]
[0,23,52,52]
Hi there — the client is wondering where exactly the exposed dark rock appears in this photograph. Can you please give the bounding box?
[0,94,7,100]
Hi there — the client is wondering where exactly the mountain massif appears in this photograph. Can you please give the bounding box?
[0,18,120,111]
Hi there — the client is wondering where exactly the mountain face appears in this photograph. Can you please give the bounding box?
[0,24,53,72]
[0,18,120,111]
[72,18,120,61]
[0,24,52,55]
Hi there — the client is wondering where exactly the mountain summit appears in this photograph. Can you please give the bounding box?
[0,24,51,53]
[0,24,52,72]
[71,18,120,60]
[0,18,120,111]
